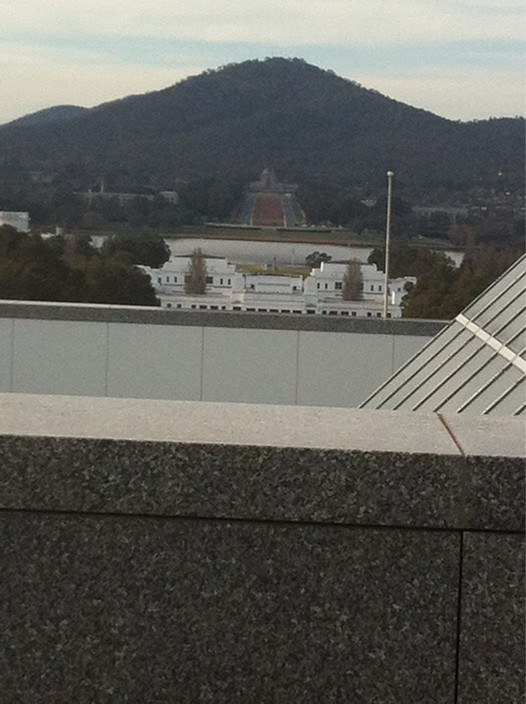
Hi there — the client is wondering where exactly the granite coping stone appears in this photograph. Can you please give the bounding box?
[1,394,524,531]
[442,413,526,458]
[0,300,446,335]
[0,394,458,453]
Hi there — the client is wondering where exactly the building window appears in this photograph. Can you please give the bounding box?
[367,312,372,317]
[370,285,374,291]
[166,303,172,308]
[227,279,231,285]
[376,312,381,318]
[335,282,342,290]
[174,276,178,283]
[166,276,170,283]
[206,276,213,284]
[324,283,328,290]
[351,311,357,317]
[157,277,162,284]
[379,285,382,291]
[317,283,320,289]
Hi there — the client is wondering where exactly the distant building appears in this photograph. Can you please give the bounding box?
[0,211,30,233]
[237,169,306,228]
[149,256,236,293]
[140,257,415,318]
[77,182,178,207]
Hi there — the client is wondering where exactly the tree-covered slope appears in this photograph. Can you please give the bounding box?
[0,57,523,198]
[4,105,89,128]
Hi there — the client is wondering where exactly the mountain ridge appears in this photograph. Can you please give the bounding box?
[4,105,89,128]
[0,57,523,204]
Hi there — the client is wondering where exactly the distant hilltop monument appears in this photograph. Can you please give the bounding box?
[237,169,306,227]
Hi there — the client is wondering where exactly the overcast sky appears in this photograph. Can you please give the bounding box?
[1,0,524,125]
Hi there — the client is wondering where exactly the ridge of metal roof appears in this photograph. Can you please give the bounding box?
[360,254,526,416]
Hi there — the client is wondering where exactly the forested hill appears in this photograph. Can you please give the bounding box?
[5,105,89,128]
[0,57,524,199]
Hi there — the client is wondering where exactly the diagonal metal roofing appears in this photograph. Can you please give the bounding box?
[360,254,526,416]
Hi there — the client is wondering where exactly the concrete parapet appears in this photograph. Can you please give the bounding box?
[0,301,444,407]
[1,394,523,702]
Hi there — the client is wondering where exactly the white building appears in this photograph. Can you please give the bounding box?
[149,256,236,294]
[140,257,415,318]
[303,261,415,317]
[0,211,30,233]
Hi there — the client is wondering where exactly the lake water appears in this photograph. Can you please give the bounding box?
[164,237,464,267]
[165,238,373,265]
[91,234,463,268]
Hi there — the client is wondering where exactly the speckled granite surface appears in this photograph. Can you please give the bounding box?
[458,532,525,704]
[1,513,460,704]
[0,394,524,702]
[0,436,466,529]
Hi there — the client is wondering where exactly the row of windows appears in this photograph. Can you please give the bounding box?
[158,276,232,285]
[159,277,387,294]
[316,282,383,292]
[321,310,391,318]
[163,303,391,318]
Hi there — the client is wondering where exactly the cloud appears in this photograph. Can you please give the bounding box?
[1,0,523,123]
[4,0,525,44]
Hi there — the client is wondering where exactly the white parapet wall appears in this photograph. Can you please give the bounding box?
[0,301,444,407]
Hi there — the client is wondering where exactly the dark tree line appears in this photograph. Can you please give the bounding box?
[368,240,525,319]
[0,226,159,306]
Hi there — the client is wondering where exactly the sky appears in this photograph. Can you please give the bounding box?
[1,0,524,125]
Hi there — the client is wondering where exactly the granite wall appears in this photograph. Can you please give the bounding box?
[0,302,443,407]
[0,394,524,703]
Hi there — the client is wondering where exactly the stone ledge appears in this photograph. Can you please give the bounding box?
[1,394,523,532]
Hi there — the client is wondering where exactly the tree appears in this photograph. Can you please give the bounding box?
[101,231,170,268]
[305,251,332,268]
[0,225,159,307]
[328,195,368,227]
[185,248,207,294]
[0,230,86,302]
[401,243,524,320]
[71,257,159,306]
[342,259,362,300]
